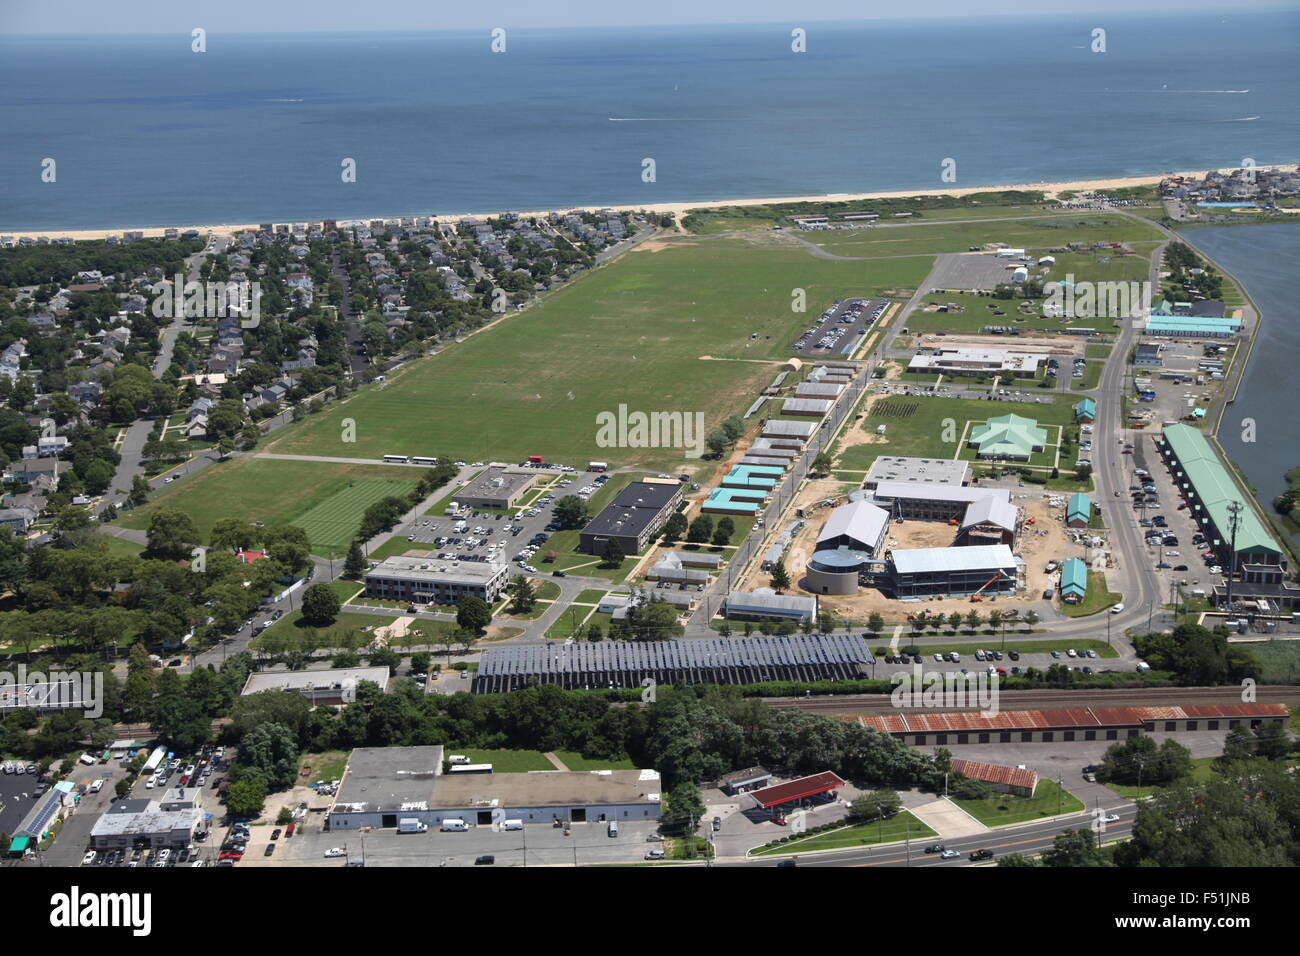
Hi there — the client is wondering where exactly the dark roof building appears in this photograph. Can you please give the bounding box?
[579,480,684,556]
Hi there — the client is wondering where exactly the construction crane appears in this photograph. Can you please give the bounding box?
[969,572,1003,602]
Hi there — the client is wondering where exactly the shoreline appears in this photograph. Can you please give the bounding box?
[1,165,1283,242]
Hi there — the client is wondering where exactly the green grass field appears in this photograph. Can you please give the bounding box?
[259,237,931,472]
[292,479,414,551]
[751,811,937,856]
[553,751,638,771]
[809,214,1164,258]
[453,749,555,772]
[117,457,419,554]
[834,394,1076,472]
[952,778,1084,826]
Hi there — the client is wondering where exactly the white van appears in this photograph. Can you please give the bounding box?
[448,755,470,765]
[78,753,96,766]
[607,820,619,838]
[440,818,469,832]
[500,819,523,831]
[89,779,104,794]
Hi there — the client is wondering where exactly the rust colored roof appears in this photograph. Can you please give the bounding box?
[1088,707,1150,726]
[850,714,910,733]
[1139,704,1288,721]
[950,758,1038,792]
[749,771,847,809]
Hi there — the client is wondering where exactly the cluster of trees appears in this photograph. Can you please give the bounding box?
[704,416,746,458]
[356,462,458,541]
[1132,622,1258,685]
[1163,241,1223,302]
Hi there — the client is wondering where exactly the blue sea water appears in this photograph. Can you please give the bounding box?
[0,10,1298,231]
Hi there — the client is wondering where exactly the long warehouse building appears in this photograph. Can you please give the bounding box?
[472,634,873,693]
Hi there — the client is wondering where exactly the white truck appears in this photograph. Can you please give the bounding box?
[397,818,428,834]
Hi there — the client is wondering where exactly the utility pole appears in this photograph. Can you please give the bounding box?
[1225,501,1242,613]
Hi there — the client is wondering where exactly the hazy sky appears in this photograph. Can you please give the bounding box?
[0,0,1287,34]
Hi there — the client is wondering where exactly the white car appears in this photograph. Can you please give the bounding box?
[940,849,960,859]
[324,847,347,858]
[1111,603,1125,613]
[1102,813,1120,823]
[644,849,666,860]
[1066,648,1077,658]
[82,850,96,865]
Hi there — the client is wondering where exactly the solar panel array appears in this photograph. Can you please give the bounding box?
[472,634,872,692]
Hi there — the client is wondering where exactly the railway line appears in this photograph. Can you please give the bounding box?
[768,684,1300,715]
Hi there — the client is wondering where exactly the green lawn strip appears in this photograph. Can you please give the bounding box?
[453,749,554,772]
[552,752,638,771]
[751,810,937,856]
[573,588,610,605]
[1060,572,1122,617]
[951,778,1084,827]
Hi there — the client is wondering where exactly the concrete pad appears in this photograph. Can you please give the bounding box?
[373,615,414,644]
[908,796,989,838]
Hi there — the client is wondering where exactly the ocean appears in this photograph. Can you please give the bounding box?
[1,9,1298,231]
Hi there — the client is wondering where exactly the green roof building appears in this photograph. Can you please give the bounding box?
[1066,493,1092,527]
[1059,557,1088,603]
[1073,397,1096,423]
[968,414,1047,461]
[1157,424,1283,566]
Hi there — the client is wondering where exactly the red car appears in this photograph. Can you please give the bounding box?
[285,823,295,838]
[218,851,242,861]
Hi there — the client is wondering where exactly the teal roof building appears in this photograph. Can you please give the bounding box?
[1059,557,1088,603]
[1066,493,1092,526]
[969,414,1047,460]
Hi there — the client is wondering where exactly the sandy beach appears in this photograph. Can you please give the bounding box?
[2,165,1275,242]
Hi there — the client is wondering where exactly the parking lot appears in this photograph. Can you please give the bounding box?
[1127,431,1219,600]
[242,816,667,867]
[791,297,888,356]
[390,471,596,577]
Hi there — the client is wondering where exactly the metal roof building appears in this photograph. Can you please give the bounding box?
[1157,424,1283,566]
[1066,493,1092,526]
[1059,557,1088,603]
[863,456,970,490]
[816,499,890,555]
[472,633,872,693]
[748,771,847,810]
[781,397,834,417]
[968,414,1047,460]
[885,544,1020,598]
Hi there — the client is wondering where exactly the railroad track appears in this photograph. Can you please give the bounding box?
[768,685,1300,715]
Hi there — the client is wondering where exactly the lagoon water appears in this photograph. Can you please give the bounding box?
[1,9,1298,230]
[1185,223,1300,552]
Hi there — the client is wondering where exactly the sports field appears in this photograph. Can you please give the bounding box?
[260,236,932,471]
[117,457,419,553]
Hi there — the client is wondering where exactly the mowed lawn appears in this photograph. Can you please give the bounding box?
[835,394,1076,472]
[291,479,413,551]
[117,457,418,553]
[261,237,931,471]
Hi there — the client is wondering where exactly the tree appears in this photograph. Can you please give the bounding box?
[301,583,341,627]
[687,515,713,545]
[225,778,267,818]
[601,538,625,569]
[770,560,791,592]
[586,623,604,642]
[507,575,536,614]
[343,539,367,578]
[711,524,731,547]
[965,609,982,631]
[660,782,706,836]
[209,517,259,552]
[662,512,688,543]
[553,495,590,530]
[867,612,885,635]
[811,451,833,475]
[128,475,150,507]
[704,429,728,458]
[239,721,300,791]
[367,647,400,675]
[456,596,492,633]
[146,509,199,559]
